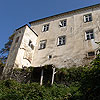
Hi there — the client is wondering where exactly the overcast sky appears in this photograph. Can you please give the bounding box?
[0,0,100,49]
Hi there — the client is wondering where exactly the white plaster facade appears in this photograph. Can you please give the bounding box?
[4,4,100,71]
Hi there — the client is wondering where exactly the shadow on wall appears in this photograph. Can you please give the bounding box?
[4,65,55,85]
[31,65,53,85]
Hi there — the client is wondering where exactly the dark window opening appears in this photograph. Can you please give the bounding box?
[15,37,19,43]
[88,51,95,56]
[28,40,34,50]
[39,40,47,50]
[59,20,66,27]
[42,24,49,32]
[28,40,32,46]
[48,55,52,60]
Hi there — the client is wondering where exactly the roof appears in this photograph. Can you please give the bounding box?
[29,3,100,24]
[15,24,27,31]
[15,24,38,36]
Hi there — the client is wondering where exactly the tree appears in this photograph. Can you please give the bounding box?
[0,33,15,67]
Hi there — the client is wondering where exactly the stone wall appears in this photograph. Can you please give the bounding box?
[10,68,31,83]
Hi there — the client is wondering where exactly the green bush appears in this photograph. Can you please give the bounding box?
[55,67,84,85]
[0,54,100,100]
[0,80,69,100]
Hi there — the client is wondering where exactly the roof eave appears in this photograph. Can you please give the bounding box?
[15,24,38,37]
[29,3,100,24]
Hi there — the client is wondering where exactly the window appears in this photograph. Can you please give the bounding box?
[28,40,34,50]
[39,40,47,49]
[48,55,52,60]
[88,51,95,56]
[28,40,32,46]
[15,37,19,43]
[59,20,66,27]
[84,14,92,22]
[85,30,94,40]
[57,35,66,46]
[42,24,49,32]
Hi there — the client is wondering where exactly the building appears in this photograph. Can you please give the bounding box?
[3,4,100,79]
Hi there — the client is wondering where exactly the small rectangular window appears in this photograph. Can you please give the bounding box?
[42,24,49,32]
[28,40,34,50]
[88,51,95,56]
[84,14,92,22]
[85,30,94,40]
[28,40,32,46]
[39,40,47,50]
[57,35,66,46]
[59,20,66,27]
[15,37,19,43]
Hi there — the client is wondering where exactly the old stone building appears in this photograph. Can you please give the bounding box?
[3,4,100,79]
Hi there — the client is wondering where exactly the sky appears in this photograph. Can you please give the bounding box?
[0,0,100,49]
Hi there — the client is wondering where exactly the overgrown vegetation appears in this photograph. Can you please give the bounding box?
[0,80,68,100]
[0,54,100,100]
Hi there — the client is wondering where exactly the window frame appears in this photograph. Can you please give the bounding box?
[42,24,49,32]
[39,40,47,50]
[83,13,92,23]
[85,29,94,40]
[57,35,66,46]
[59,19,67,27]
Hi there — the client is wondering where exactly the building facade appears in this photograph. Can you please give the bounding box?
[3,4,100,77]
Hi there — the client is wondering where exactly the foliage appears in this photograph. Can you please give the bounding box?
[0,80,68,100]
[0,60,100,100]
[79,54,100,100]
[55,66,84,85]
[0,33,15,67]
[55,54,100,100]
[0,54,100,100]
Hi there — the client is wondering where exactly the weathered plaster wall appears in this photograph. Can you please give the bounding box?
[2,25,38,79]
[14,26,38,68]
[2,28,25,79]
[3,5,100,78]
[30,7,100,68]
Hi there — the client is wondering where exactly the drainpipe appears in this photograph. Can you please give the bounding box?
[40,67,44,85]
[51,67,56,85]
